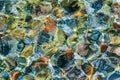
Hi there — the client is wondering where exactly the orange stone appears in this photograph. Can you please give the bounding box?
[32,56,49,69]
[42,17,56,32]
[64,48,74,60]
[98,42,108,52]
[9,70,20,80]
[112,3,120,8]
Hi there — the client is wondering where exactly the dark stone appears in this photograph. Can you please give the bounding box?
[69,1,80,12]
[37,32,50,45]
[91,0,102,11]
[57,54,68,68]
[0,41,10,56]
[0,1,4,11]
[25,15,32,22]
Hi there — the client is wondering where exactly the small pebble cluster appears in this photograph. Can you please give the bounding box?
[0,0,120,80]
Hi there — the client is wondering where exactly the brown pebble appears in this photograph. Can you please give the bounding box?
[99,42,108,52]
[32,56,49,69]
[42,17,56,32]
[113,23,120,29]
[9,70,20,80]
[64,48,74,60]
[112,3,120,8]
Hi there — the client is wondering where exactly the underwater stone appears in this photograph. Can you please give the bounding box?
[10,28,25,40]
[22,75,35,80]
[4,57,17,71]
[109,36,120,45]
[110,46,120,57]
[0,40,10,56]
[0,1,4,11]
[89,30,101,42]
[17,57,27,68]
[42,17,56,32]
[81,63,94,80]
[9,70,20,80]
[35,68,52,80]
[67,66,81,79]
[25,15,32,22]
[37,31,50,45]
[64,48,74,60]
[32,56,49,69]
[17,40,25,52]
[108,72,120,80]
[113,23,120,30]
[20,45,33,58]
[98,42,108,52]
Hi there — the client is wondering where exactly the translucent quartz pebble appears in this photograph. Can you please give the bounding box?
[22,75,35,80]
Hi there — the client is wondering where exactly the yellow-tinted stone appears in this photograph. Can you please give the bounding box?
[54,28,66,45]
[82,64,94,80]
[10,28,25,39]
[71,9,85,17]
[35,68,52,80]
[52,7,64,18]
[116,63,120,70]
[26,29,39,38]
[45,47,58,56]
[29,20,40,27]
[110,36,120,45]
[20,45,33,58]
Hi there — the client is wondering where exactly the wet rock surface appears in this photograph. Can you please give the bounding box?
[0,0,119,80]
